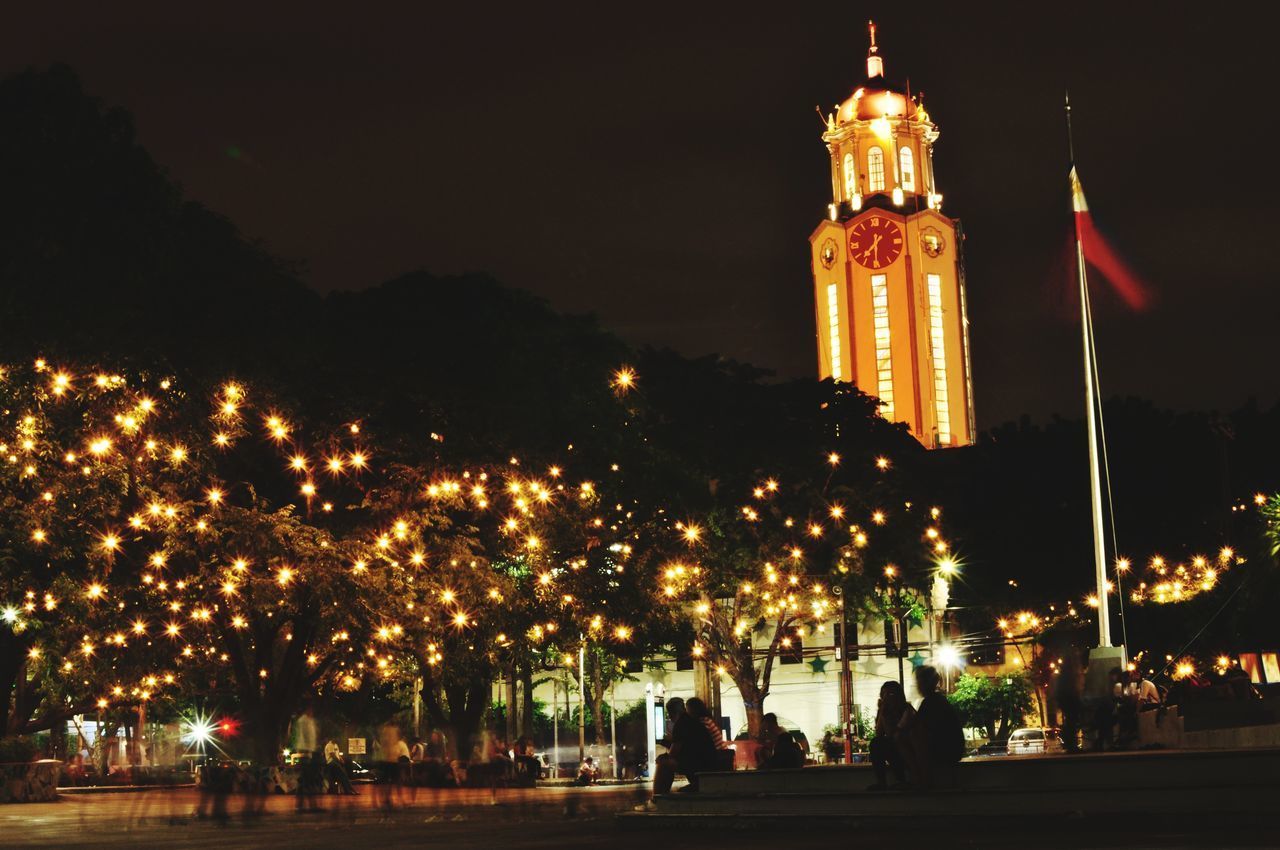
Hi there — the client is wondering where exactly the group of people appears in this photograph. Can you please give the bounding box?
[1098,667,1162,751]
[649,696,730,797]
[867,665,965,790]
[1056,657,1164,752]
[638,664,963,807]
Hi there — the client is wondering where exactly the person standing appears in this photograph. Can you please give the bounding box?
[292,705,317,758]
[1055,652,1085,753]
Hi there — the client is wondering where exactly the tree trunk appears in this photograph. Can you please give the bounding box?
[736,676,766,738]
[0,633,25,735]
[519,663,535,740]
[423,662,491,760]
[504,663,516,745]
[248,702,289,766]
[585,652,608,745]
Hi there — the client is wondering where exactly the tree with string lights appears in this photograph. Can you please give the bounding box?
[656,453,950,737]
[0,360,186,740]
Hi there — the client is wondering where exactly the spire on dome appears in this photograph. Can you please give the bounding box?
[866,20,884,79]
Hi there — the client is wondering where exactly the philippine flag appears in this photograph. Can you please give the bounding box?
[1070,167,1153,311]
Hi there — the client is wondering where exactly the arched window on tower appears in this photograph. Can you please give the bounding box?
[842,152,857,200]
[899,146,915,192]
[867,146,885,193]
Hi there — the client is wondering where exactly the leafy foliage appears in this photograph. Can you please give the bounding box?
[948,672,1035,742]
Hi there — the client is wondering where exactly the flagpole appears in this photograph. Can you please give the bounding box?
[1066,93,1112,648]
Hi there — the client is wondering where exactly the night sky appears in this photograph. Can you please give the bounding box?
[4,5,1273,427]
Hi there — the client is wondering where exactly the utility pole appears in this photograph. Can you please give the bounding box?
[643,682,656,781]
[837,593,853,763]
[552,677,559,779]
[609,682,618,778]
[578,641,586,764]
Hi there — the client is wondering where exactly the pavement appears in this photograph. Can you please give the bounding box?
[2,783,1278,848]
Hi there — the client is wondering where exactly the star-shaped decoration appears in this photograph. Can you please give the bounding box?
[808,655,829,674]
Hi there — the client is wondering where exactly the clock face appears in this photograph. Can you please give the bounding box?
[849,216,903,269]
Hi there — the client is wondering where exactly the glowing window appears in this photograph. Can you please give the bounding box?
[842,152,857,200]
[867,147,885,193]
[871,274,892,419]
[927,274,950,445]
[827,284,843,381]
[900,147,915,192]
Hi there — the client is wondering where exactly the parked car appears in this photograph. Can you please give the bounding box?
[1006,727,1064,755]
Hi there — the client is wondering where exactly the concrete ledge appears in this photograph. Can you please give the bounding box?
[619,809,1275,833]
[697,747,1280,796]
[57,783,197,794]
[618,749,1280,825]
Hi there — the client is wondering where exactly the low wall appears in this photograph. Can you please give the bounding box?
[0,760,61,803]
[629,749,1280,821]
[1138,706,1280,750]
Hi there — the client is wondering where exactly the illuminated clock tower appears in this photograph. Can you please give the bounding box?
[810,22,975,448]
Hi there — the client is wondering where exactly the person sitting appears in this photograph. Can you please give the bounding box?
[765,731,805,769]
[867,680,914,790]
[1129,670,1161,710]
[646,697,715,797]
[323,739,357,795]
[513,736,541,782]
[574,756,598,786]
[754,712,782,769]
[901,665,964,788]
[685,697,735,771]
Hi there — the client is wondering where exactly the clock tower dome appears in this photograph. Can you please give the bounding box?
[811,22,975,448]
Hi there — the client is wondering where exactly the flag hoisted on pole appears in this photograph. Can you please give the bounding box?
[1066,94,1112,649]
[1071,168,1153,312]
[1073,173,1112,648]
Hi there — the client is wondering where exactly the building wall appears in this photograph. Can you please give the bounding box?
[810,208,973,448]
[507,615,950,751]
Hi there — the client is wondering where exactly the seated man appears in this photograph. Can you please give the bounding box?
[902,665,964,787]
[764,731,805,769]
[574,756,598,786]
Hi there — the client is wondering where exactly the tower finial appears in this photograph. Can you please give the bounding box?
[866,20,884,78]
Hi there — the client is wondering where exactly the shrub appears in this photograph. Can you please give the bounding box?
[0,738,38,764]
